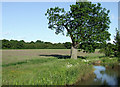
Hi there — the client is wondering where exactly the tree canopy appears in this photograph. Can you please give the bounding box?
[45,2,111,52]
[45,1,111,59]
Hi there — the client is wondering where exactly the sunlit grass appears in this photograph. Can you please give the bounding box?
[2,58,93,85]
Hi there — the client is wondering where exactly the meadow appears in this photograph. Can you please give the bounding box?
[1,49,118,85]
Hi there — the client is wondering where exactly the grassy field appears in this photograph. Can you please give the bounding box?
[1,49,119,85]
[2,49,103,65]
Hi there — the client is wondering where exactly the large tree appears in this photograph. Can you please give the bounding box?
[45,1,111,59]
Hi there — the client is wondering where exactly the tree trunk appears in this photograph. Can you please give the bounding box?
[70,46,77,59]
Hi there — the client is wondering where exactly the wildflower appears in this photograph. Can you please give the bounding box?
[82,59,89,62]
[66,64,72,68]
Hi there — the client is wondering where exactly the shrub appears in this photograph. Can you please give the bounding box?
[113,29,120,58]
[99,43,114,57]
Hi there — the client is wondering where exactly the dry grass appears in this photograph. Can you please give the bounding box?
[2,49,103,65]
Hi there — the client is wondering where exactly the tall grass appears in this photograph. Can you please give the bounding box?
[2,58,93,85]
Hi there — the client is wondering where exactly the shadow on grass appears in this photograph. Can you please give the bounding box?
[39,54,86,59]
[2,55,86,67]
[2,58,55,67]
[2,61,28,67]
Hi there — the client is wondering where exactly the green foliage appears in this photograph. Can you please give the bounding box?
[99,43,114,57]
[1,39,68,49]
[0,40,2,49]
[79,42,99,53]
[113,29,120,58]
[100,29,120,58]
[63,42,71,49]
[2,39,12,49]
[101,57,118,64]
[45,2,111,53]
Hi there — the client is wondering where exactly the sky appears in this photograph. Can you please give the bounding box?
[1,1,118,43]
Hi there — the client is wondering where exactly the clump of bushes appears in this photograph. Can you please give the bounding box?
[1,39,70,49]
[113,29,120,58]
[99,29,120,58]
[99,43,114,57]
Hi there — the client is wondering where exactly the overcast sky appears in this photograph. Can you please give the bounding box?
[2,1,118,43]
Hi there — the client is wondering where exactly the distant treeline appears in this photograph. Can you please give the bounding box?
[0,39,71,49]
[0,39,109,49]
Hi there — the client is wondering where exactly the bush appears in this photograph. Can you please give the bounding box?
[99,43,114,57]
[99,29,120,58]
[113,29,120,58]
